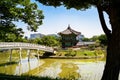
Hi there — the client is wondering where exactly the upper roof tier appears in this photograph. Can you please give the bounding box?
[58,25,81,35]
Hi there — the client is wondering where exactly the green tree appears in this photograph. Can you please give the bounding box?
[33,38,42,44]
[0,0,44,41]
[90,34,107,46]
[0,25,24,42]
[40,35,60,47]
[28,35,61,47]
[37,0,120,80]
[90,35,99,41]
[98,34,107,46]
[82,37,90,41]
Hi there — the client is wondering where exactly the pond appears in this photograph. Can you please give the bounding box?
[0,58,104,79]
[0,52,119,80]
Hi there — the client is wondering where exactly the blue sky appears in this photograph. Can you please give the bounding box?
[18,0,110,38]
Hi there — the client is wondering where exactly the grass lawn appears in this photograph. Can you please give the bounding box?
[55,48,105,57]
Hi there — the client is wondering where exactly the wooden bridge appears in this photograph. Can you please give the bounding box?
[0,42,54,62]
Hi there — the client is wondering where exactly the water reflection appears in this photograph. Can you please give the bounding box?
[37,59,105,80]
[39,62,62,78]
[76,61,105,80]
[0,57,111,80]
[15,58,41,75]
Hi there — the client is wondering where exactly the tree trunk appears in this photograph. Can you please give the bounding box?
[101,8,120,80]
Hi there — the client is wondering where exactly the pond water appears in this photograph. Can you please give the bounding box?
[0,54,119,80]
[0,53,120,80]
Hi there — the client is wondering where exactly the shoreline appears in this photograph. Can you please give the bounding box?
[37,55,104,59]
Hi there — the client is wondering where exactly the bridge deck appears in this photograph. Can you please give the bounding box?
[0,42,54,53]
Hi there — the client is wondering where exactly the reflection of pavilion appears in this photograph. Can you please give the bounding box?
[58,25,81,48]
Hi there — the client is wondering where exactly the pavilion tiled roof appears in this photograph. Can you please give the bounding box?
[58,25,81,35]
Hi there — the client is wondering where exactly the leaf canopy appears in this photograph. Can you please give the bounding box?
[36,0,93,10]
[36,0,118,13]
[0,0,44,41]
[0,0,44,32]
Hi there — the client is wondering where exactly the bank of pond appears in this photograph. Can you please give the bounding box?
[0,49,106,80]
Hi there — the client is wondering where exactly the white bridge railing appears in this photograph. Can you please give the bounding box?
[0,42,54,53]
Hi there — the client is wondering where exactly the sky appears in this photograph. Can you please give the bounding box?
[17,0,111,38]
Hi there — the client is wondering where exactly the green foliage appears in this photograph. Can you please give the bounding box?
[30,35,61,47]
[41,36,61,47]
[94,48,105,56]
[36,0,116,13]
[0,23,24,42]
[65,49,76,57]
[0,0,44,42]
[89,34,107,46]
[0,0,44,31]
[98,34,107,46]
[76,50,95,56]
[31,38,42,44]
[56,48,104,57]
[36,0,92,10]
[90,36,99,41]
[82,37,91,41]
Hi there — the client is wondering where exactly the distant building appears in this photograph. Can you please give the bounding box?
[58,25,81,48]
[76,34,84,41]
[30,33,44,39]
[76,41,96,47]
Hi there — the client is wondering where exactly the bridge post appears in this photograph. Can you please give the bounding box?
[37,49,39,60]
[19,48,22,63]
[9,49,12,62]
[27,49,30,61]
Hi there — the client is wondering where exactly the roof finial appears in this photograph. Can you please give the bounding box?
[68,24,70,29]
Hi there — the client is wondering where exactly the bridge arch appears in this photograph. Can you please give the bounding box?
[0,42,54,62]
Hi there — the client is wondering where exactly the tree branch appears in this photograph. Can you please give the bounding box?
[97,5,111,40]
